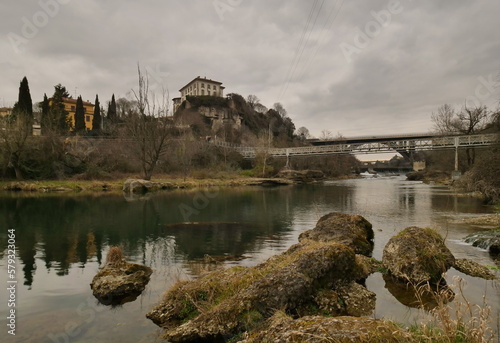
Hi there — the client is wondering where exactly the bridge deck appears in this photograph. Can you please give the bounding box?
[213,133,498,159]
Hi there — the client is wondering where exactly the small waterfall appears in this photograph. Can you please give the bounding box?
[464,231,500,253]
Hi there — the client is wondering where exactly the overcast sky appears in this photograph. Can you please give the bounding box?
[1,0,499,138]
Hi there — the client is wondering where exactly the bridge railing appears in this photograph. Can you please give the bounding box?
[210,133,499,158]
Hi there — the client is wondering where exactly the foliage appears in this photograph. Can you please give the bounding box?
[12,76,33,121]
[457,144,500,203]
[107,94,118,124]
[92,94,101,132]
[186,95,228,108]
[74,96,86,132]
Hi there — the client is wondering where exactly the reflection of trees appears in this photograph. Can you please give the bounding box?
[0,183,359,287]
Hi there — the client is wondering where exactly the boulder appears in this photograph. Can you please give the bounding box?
[146,240,371,342]
[238,313,410,343]
[277,169,325,183]
[122,179,175,194]
[90,261,152,306]
[299,212,374,256]
[382,227,455,284]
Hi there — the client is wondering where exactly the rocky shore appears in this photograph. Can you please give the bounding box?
[146,212,497,342]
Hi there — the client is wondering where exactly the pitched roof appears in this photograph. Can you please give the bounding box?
[179,76,223,92]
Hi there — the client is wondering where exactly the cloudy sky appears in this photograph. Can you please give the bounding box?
[1,0,499,138]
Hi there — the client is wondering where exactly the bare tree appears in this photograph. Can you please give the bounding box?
[127,64,171,180]
[319,129,333,140]
[431,103,491,166]
[0,114,32,179]
[273,102,287,118]
[296,126,311,139]
[431,104,456,134]
[246,94,260,110]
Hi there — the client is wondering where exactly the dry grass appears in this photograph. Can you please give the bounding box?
[105,246,124,266]
[409,276,495,343]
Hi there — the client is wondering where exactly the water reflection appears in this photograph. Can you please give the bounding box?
[0,177,498,343]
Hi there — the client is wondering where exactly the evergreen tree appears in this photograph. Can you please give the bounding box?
[41,93,50,135]
[92,94,101,132]
[12,76,33,122]
[49,84,70,134]
[74,96,86,132]
[107,94,117,123]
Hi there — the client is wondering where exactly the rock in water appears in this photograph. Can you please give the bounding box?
[299,212,374,256]
[90,261,152,306]
[382,227,455,284]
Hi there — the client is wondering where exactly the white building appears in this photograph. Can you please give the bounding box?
[173,76,225,113]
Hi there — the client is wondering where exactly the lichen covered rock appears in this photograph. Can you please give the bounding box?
[147,239,371,342]
[382,227,455,284]
[299,212,374,256]
[90,261,152,306]
[454,258,497,280]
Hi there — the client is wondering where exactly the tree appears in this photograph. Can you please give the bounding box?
[296,126,311,139]
[45,84,70,134]
[12,76,33,122]
[431,103,491,166]
[273,102,287,118]
[0,113,32,179]
[127,64,171,180]
[74,96,85,133]
[320,130,333,140]
[107,94,117,123]
[92,94,101,132]
[246,94,260,110]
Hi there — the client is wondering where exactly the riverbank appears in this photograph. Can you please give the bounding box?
[0,175,302,195]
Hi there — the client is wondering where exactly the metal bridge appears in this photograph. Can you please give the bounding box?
[212,133,499,159]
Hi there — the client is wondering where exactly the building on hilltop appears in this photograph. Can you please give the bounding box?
[173,76,225,113]
[49,97,95,131]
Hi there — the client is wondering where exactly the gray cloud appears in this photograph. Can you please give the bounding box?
[1,0,499,136]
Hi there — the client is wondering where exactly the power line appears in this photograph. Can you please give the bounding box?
[279,1,320,100]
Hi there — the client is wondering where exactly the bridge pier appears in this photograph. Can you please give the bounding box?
[453,137,461,180]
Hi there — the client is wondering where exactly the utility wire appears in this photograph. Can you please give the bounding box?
[279,0,320,100]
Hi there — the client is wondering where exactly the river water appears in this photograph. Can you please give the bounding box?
[0,175,499,342]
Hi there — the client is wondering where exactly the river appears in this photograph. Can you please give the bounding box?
[0,175,498,342]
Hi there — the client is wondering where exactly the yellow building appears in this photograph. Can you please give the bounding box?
[62,97,94,130]
[0,107,13,117]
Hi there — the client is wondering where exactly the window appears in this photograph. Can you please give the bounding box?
[71,106,75,111]
[208,84,211,89]
[201,83,205,88]
[85,115,91,122]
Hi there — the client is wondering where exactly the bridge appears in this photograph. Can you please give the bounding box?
[212,133,498,160]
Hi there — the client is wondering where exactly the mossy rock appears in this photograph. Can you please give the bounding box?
[147,240,368,342]
[299,212,374,256]
[382,227,455,284]
[90,261,152,306]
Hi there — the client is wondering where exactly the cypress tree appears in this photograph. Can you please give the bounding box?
[12,76,33,121]
[92,94,101,132]
[41,93,50,134]
[74,96,86,132]
[107,94,117,123]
